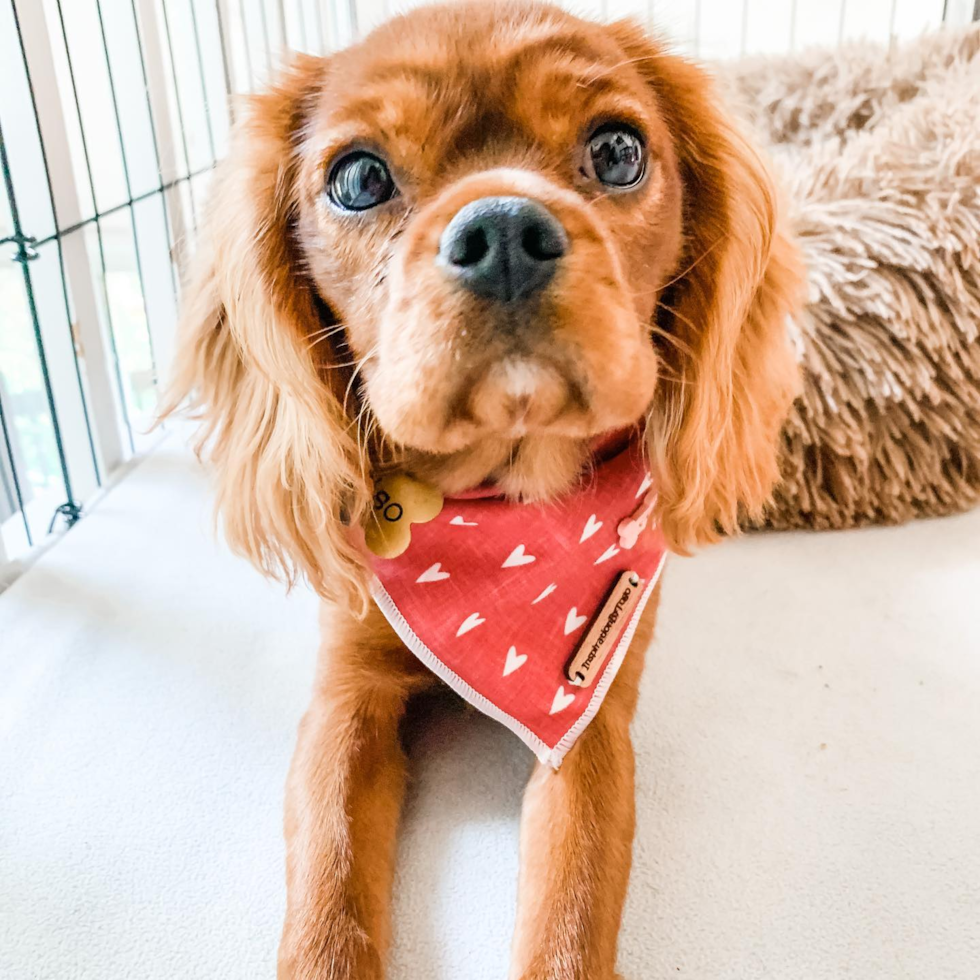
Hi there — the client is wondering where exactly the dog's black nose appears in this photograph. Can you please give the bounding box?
[438,196,568,303]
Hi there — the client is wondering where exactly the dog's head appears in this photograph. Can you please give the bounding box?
[167,0,801,604]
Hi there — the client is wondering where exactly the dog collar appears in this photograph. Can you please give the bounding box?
[365,443,667,768]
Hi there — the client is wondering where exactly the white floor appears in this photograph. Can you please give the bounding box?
[1,435,978,980]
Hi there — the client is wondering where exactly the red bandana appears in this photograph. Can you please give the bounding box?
[368,443,667,768]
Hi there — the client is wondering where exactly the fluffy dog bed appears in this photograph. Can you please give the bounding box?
[724,26,980,531]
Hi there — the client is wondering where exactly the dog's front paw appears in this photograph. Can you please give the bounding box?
[278,914,383,980]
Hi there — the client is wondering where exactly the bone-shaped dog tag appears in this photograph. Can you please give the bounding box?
[364,473,444,559]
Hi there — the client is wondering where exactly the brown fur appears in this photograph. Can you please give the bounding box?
[162,2,802,976]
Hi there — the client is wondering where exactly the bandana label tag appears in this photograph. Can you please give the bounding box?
[566,571,643,687]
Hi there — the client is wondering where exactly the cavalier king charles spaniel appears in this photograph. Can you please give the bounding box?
[165,1,802,976]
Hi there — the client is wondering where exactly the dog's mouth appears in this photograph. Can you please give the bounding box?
[361,327,654,501]
[448,354,588,440]
[361,300,659,478]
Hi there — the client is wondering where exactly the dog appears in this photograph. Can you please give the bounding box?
[164,1,802,976]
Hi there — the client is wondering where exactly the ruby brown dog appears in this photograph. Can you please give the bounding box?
[164,1,802,976]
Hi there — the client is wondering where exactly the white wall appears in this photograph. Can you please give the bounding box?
[218,0,968,96]
[350,0,954,58]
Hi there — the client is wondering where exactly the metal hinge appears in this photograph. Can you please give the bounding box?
[0,232,40,263]
[49,501,82,533]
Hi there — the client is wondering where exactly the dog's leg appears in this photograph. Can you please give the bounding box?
[509,591,659,980]
[277,603,432,980]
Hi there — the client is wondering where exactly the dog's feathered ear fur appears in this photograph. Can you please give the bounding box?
[611,22,803,553]
[160,56,373,608]
[164,32,801,601]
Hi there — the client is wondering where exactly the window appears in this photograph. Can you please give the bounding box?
[0,0,355,571]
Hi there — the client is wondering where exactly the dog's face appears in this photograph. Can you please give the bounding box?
[167,0,801,602]
[294,6,683,483]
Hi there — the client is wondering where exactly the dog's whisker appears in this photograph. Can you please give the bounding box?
[577,52,670,86]
[354,403,373,460]
[659,238,725,292]
[649,320,695,359]
[652,360,694,387]
[655,301,702,339]
[306,323,349,350]
[342,344,379,423]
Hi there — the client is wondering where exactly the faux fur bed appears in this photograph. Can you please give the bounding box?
[724,26,980,531]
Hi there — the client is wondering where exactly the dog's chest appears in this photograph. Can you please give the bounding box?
[367,445,667,768]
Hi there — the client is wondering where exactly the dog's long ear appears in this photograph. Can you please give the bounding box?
[611,23,803,552]
[160,56,372,607]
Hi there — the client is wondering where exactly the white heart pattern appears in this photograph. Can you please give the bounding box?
[502,544,536,568]
[531,583,557,604]
[416,562,450,583]
[503,645,527,677]
[450,515,478,526]
[564,607,588,635]
[456,612,485,637]
[594,544,620,565]
[580,513,602,543]
[549,686,576,715]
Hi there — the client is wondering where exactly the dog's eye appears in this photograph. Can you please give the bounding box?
[328,152,396,211]
[585,127,645,187]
